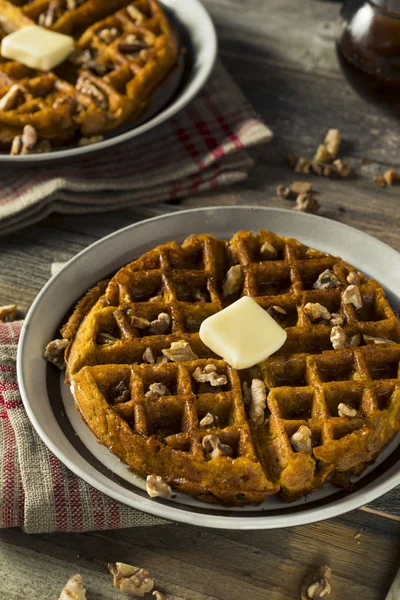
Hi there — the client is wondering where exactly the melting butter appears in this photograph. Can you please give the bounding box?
[1,26,75,72]
[199,296,287,369]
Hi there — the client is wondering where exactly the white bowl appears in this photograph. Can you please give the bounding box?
[17,207,400,529]
[0,0,217,163]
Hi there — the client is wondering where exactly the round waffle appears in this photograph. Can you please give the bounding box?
[0,0,178,151]
[56,231,400,506]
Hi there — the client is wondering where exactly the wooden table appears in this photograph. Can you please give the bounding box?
[1,0,400,598]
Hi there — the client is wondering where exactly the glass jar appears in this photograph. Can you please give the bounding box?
[337,0,400,115]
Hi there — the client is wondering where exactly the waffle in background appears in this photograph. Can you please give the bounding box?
[0,0,178,148]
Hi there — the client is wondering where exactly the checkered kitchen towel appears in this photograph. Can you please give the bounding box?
[0,320,167,533]
[0,61,272,236]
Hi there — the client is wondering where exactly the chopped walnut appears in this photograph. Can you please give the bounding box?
[276,184,291,198]
[193,364,228,387]
[78,135,104,147]
[303,302,331,323]
[223,265,243,297]
[342,285,362,310]
[148,313,171,335]
[301,566,332,600]
[149,294,163,303]
[130,315,151,329]
[363,335,395,345]
[324,129,341,158]
[97,332,118,344]
[313,269,341,290]
[294,157,312,174]
[293,193,320,214]
[314,144,332,163]
[384,168,400,186]
[202,435,233,459]
[333,159,350,178]
[110,381,130,404]
[118,40,149,54]
[374,169,400,187]
[338,403,357,418]
[145,383,171,399]
[249,379,267,425]
[21,124,37,154]
[330,325,347,350]
[162,341,198,362]
[373,174,386,188]
[153,592,166,600]
[142,347,155,364]
[44,339,69,370]
[349,334,361,347]
[156,356,168,364]
[108,562,155,597]
[260,241,278,260]
[199,412,219,428]
[311,161,333,177]
[59,574,87,600]
[127,4,145,23]
[98,26,120,44]
[10,125,40,156]
[76,76,108,110]
[330,313,344,326]
[290,425,312,453]
[347,271,361,286]
[0,304,17,322]
[0,84,21,111]
[146,475,171,498]
[290,181,313,195]
[267,305,288,326]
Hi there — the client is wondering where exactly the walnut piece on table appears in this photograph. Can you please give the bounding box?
[108,562,155,597]
[301,565,332,600]
[59,574,87,600]
[293,193,320,214]
[0,304,17,322]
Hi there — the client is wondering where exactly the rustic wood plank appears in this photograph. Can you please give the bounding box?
[0,509,398,600]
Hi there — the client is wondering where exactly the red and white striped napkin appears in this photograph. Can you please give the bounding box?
[0,61,272,236]
[0,320,167,533]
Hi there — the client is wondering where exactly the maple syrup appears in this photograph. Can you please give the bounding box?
[337,0,400,115]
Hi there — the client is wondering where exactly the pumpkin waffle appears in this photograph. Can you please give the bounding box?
[0,0,178,150]
[54,231,400,506]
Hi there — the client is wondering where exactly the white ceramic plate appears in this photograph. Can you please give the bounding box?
[0,0,217,163]
[17,207,400,529]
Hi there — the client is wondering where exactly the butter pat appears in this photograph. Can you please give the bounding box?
[1,26,75,71]
[199,296,287,369]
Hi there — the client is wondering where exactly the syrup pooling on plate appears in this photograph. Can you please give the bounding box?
[49,230,400,506]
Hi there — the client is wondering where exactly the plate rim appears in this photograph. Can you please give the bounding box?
[17,206,400,530]
[0,0,217,164]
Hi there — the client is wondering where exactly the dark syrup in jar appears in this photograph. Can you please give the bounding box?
[337,0,400,115]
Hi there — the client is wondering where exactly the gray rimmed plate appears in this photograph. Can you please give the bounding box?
[0,0,217,163]
[17,207,400,529]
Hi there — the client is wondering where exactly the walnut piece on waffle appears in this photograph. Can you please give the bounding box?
[0,0,178,151]
[50,230,400,506]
